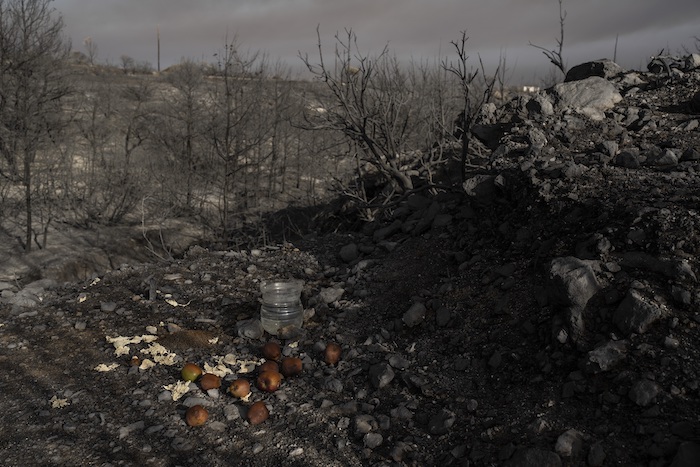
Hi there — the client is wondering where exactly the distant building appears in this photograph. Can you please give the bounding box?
[522,85,540,93]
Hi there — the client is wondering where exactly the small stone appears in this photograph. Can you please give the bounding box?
[435,307,451,327]
[627,229,646,245]
[652,149,678,166]
[390,406,414,420]
[547,257,601,309]
[289,447,304,457]
[614,289,663,335]
[586,340,628,373]
[664,336,680,350]
[369,363,395,389]
[236,319,264,339]
[339,243,359,263]
[337,417,351,430]
[63,422,77,433]
[363,432,383,449]
[402,302,426,327]
[451,444,468,458]
[685,54,700,70]
[100,301,117,312]
[182,396,211,408]
[599,140,619,158]
[319,287,345,304]
[171,437,193,452]
[336,401,359,415]
[145,424,164,435]
[681,148,700,162]
[528,418,551,435]
[323,378,344,393]
[629,379,662,406]
[428,408,456,435]
[554,428,584,457]
[614,150,640,169]
[223,404,240,421]
[390,442,412,462]
[354,414,377,436]
[74,321,87,331]
[377,241,398,252]
[388,354,410,370]
[209,421,226,432]
[671,286,692,305]
[17,310,38,318]
[118,420,145,439]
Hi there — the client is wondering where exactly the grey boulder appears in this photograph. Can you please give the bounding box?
[550,76,622,120]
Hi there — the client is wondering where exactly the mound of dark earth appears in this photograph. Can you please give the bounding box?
[1,57,700,466]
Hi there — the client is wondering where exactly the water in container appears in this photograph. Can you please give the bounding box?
[259,280,303,335]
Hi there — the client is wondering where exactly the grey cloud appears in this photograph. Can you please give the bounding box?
[54,0,700,81]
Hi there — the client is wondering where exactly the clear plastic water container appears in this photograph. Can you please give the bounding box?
[259,280,304,335]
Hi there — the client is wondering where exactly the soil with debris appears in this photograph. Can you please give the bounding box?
[2,59,700,467]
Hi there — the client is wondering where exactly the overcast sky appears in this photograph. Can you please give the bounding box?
[54,0,700,84]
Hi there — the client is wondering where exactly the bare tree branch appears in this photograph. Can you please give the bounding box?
[442,31,500,181]
[529,0,568,77]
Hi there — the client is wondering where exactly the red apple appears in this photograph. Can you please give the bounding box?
[185,404,208,426]
[256,370,282,392]
[280,357,303,377]
[228,379,251,398]
[247,401,269,425]
[181,363,202,382]
[261,341,282,361]
[324,342,342,365]
[259,360,279,374]
[200,373,221,390]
